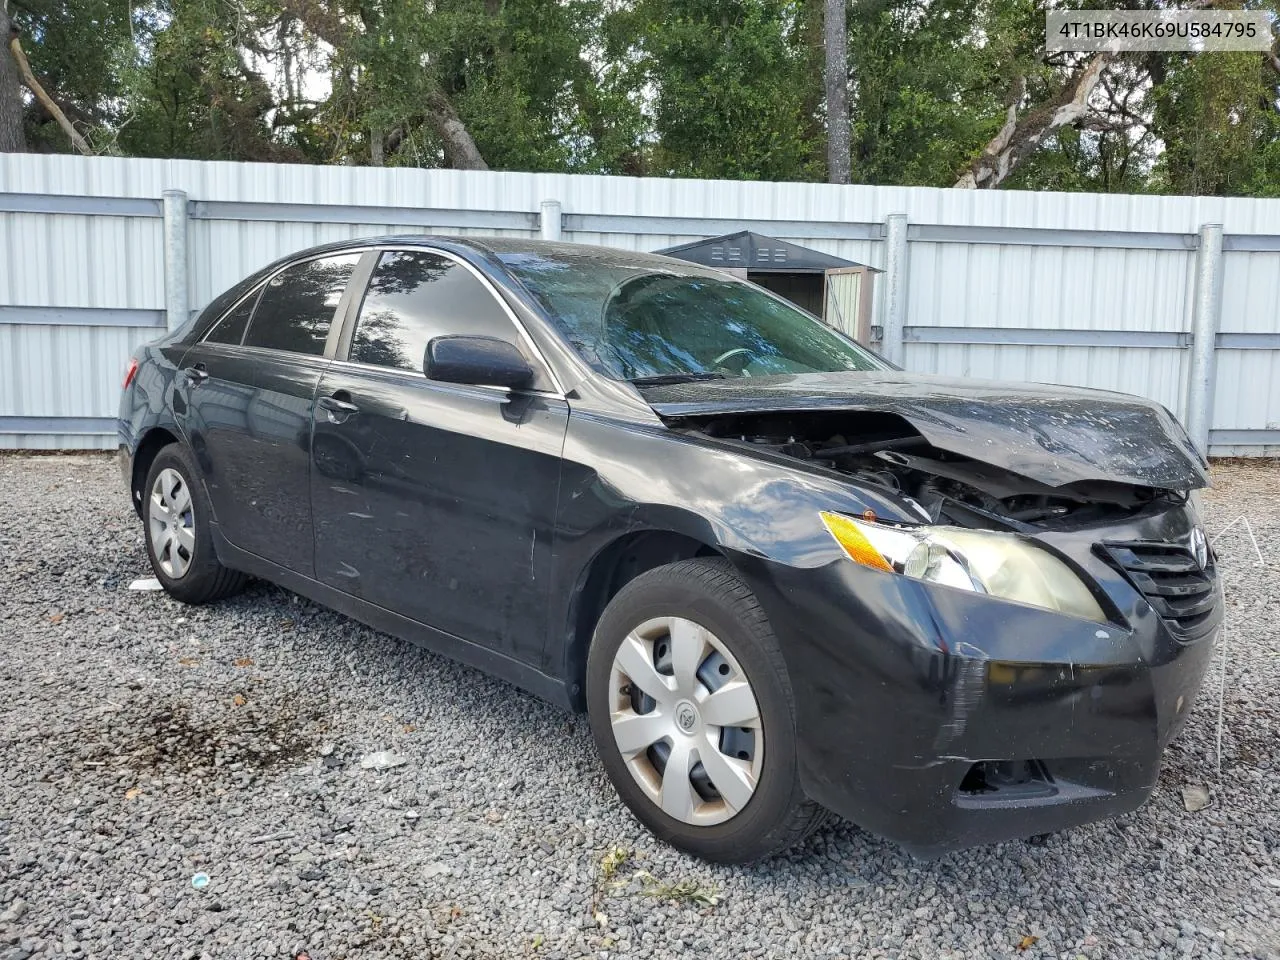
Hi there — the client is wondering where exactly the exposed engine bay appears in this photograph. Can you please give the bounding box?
[674,410,1188,531]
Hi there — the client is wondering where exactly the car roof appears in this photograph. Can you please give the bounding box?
[191,235,716,346]
[279,235,708,274]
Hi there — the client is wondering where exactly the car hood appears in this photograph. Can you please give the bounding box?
[640,371,1208,490]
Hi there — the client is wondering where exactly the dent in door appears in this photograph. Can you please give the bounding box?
[225,354,329,573]
[311,374,567,662]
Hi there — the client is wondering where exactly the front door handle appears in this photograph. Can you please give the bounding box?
[318,394,360,423]
[183,363,209,386]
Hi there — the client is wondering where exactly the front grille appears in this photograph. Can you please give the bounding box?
[1102,541,1218,639]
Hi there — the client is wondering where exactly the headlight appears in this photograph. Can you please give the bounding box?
[819,511,1107,623]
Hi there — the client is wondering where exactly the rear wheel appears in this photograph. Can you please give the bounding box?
[142,444,247,604]
[586,558,827,863]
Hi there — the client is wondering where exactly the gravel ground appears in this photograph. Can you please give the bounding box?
[0,453,1276,960]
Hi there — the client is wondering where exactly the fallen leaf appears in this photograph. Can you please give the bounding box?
[178,657,199,667]
[280,619,294,631]
[1182,783,1212,812]
[403,724,417,733]
[485,809,504,823]
[1017,935,1039,951]
[232,694,246,707]
[233,657,254,667]
[49,612,65,624]
[599,846,631,880]
[125,787,141,801]
[450,906,463,920]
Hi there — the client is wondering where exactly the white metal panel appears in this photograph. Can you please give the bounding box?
[0,433,117,450]
[0,323,149,415]
[4,153,1280,450]
[0,212,163,309]
[1219,250,1280,334]
[1211,350,1280,431]
[6,153,1280,232]
[906,242,1193,333]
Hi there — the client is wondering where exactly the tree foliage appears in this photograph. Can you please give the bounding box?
[1,0,1278,197]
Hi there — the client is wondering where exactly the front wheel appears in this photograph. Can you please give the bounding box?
[142,443,247,604]
[586,558,827,863]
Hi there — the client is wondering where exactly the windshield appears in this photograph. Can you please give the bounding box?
[495,249,886,382]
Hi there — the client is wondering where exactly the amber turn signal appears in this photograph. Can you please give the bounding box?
[819,511,894,572]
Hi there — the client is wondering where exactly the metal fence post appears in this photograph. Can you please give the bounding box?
[881,213,909,366]
[540,199,562,241]
[162,189,189,331]
[1186,223,1224,455]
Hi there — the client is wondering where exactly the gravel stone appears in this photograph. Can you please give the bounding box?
[0,453,1277,958]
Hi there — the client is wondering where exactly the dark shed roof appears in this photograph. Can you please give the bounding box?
[656,230,871,273]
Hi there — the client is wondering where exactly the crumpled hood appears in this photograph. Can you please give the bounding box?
[641,371,1209,490]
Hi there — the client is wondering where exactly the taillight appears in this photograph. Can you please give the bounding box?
[123,357,139,389]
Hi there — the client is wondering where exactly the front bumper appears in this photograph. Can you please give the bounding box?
[746,503,1220,856]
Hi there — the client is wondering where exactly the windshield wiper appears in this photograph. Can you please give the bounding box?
[628,373,727,387]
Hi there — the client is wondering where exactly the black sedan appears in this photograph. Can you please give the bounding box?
[118,237,1220,863]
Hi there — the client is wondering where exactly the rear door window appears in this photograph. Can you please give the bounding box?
[348,250,545,387]
[204,291,259,345]
[244,254,361,356]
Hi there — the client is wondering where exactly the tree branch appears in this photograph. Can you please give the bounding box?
[278,0,353,49]
[424,89,488,170]
[279,0,488,170]
[30,70,99,127]
[8,26,90,154]
[956,54,1109,189]
[958,0,1223,189]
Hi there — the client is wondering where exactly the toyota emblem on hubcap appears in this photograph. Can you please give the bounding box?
[675,703,698,733]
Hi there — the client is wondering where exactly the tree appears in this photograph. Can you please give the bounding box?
[824,0,849,183]
[0,0,1276,200]
[0,2,26,152]
[1150,49,1280,196]
[8,26,90,153]
[625,0,823,181]
[282,0,487,169]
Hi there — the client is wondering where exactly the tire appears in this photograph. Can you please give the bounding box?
[141,443,248,604]
[586,558,828,864]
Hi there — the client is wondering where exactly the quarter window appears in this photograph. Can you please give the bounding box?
[204,291,258,345]
[243,254,360,357]
[349,251,534,378]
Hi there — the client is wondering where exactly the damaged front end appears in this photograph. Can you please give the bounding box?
[668,407,1196,533]
[650,390,1221,854]
[665,404,1220,640]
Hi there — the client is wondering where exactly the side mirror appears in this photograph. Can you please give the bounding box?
[424,335,534,390]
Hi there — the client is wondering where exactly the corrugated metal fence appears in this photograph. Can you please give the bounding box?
[2,154,1279,454]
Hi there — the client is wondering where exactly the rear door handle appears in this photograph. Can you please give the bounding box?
[183,363,209,386]
[318,394,360,422]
